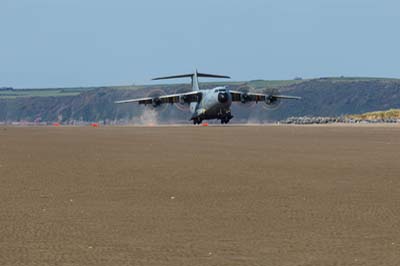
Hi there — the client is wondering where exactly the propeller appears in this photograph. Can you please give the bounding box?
[262,88,282,110]
[146,88,169,112]
[236,84,256,108]
[173,88,190,112]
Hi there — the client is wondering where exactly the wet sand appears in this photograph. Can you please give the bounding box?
[0,125,399,265]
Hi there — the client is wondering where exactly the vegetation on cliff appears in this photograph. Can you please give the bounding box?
[1,77,400,123]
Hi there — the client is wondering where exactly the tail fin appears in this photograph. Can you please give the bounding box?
[152,70,230,91]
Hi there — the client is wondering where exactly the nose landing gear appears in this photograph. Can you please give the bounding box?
[220,112,233,124]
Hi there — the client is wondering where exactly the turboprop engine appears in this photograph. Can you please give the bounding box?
[152,97,162,107]
[218,92,229,103]
[263,89,282,110]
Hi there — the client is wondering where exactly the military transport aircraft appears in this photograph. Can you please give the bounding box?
[115,71,301,124]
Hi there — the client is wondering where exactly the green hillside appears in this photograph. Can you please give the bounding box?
[347,109,400,120]
[2,77,394,99]
[1,77,400,123]
[0,85,142,99]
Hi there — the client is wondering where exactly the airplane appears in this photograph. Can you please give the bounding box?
[115,70,301,124]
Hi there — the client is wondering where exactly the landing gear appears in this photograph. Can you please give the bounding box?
[192,118,203,125]
[218,109,233,124]
[220,113,233,124]
[220,117,231,124]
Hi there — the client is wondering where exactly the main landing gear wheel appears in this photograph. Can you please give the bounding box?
[193,118,203,125]
[220,113,233,124]
[220,117,231,124]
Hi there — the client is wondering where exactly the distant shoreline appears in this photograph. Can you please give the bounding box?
[2,123,400,128]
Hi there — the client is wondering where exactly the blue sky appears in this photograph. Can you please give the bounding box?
[1,0,399,88]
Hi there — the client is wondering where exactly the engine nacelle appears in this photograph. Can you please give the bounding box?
[179,95,187,104]
[265,95,276,105]
[152,97,162,107]
[218,92,229,103]
[240,93,250,103]
[264,95,281,109]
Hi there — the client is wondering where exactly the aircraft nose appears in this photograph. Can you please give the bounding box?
[218,92,229,103]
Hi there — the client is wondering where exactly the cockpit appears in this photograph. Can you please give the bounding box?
[214,87,227,93]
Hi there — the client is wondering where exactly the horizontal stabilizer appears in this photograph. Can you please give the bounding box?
[152,74,194,80]
[197,73,231,79]
[152,72,230,80]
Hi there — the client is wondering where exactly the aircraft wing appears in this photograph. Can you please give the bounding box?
[230,90,301,103]
[115,91,202,105]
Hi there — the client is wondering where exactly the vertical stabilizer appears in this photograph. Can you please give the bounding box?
[191,70,200,91]
[152,71,230,92]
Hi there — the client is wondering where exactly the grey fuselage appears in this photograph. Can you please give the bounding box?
[190,86,232,121]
